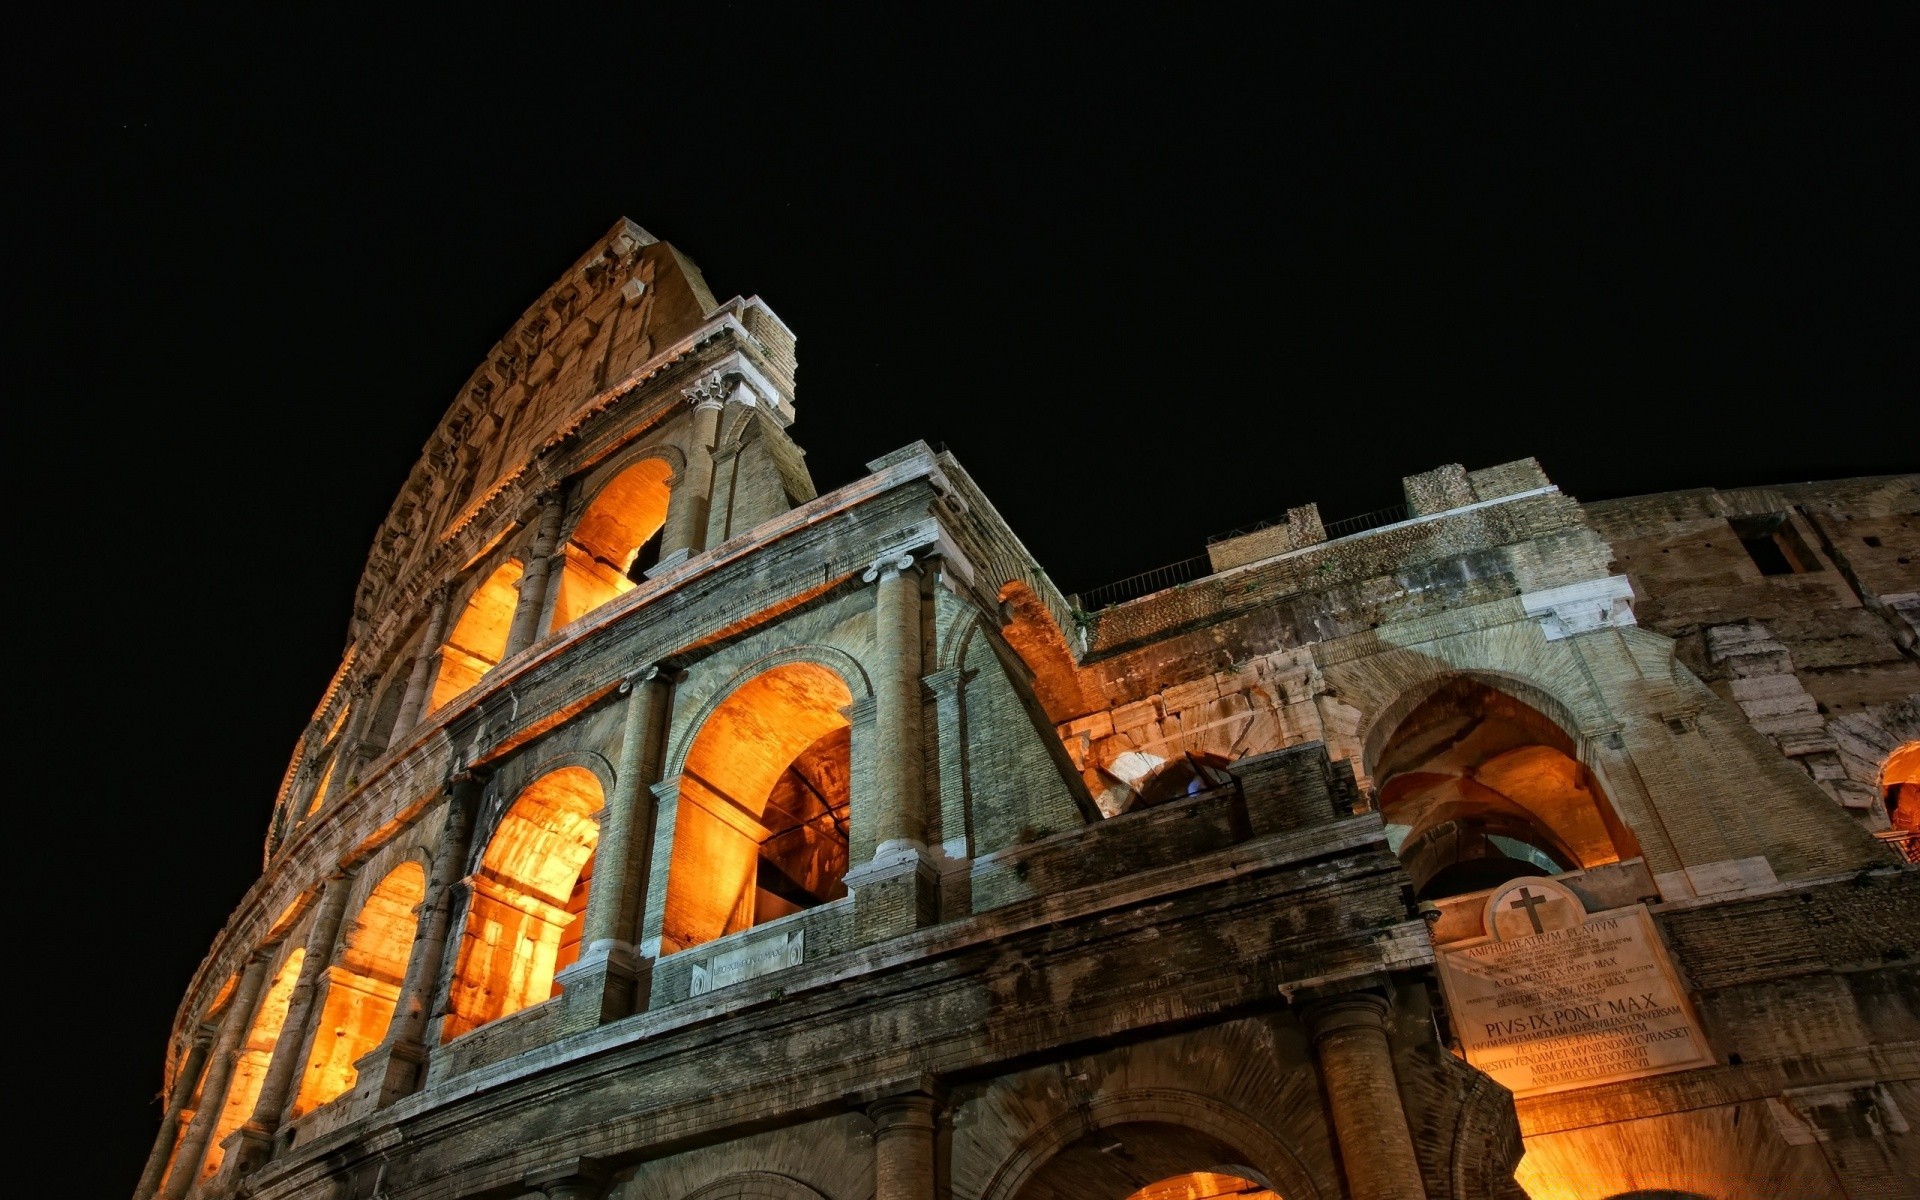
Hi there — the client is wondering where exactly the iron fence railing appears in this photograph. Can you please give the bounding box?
[1076,502,1416,613]
[1074,554,1212,612]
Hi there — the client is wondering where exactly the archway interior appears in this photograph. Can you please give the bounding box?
[293,862,425,1115]
[662,663,853,954]
[550,458,673,631]
[305,750,339,817]
[1012,1122,1277,1200]
[202,948,304,1179]
[443,767,601,1041]
[1375,678,1639,901]
[997,581,1090,722]
[1883,741,1919,834]
[432,559,524,712]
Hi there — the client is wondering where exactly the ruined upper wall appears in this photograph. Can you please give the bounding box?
[348,219,731,638]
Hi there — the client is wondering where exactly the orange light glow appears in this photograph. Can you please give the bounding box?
[442,767,601,1041]
[661,663,852,953]
[430,560,524,712]
[292,862,425,1115]
[1376,678,1637,900]
[305,753,338,818]
[548,457,673,631]
[1884,740,1919,834]
[1125,1174,1277,1200]
[202,949,303,1178]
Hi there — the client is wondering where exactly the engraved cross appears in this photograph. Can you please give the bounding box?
[1508,886,1550,934]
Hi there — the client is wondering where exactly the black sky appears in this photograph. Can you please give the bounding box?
[16,7,1915,1193]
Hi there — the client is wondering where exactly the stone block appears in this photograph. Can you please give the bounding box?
[1402,463,1475,516]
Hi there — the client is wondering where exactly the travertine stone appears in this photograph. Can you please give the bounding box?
[869,1093,937,1200]
[1306,992,1429,1200]
[161,949,274,1200]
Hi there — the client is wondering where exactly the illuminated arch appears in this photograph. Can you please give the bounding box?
[443,766,601,1040]
[292,860,426,1115]
[1369,676,1640,900]
[430,559,524,712]
[201,948,305,1180]
[983,1089,1320,1200]
[659,661,855,953]
[993,581,1090,721]
[549,455,676,631]
[1881,740,1919,835]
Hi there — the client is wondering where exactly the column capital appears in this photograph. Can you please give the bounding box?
[618,664,669,693]
[1302,991,1392,1042]
[864,551,919,583]
[525,1155,610,1200]
[682,370,733,411]
[868,1090,940,1133]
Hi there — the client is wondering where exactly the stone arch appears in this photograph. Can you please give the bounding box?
[551,449,682,630]
[980,1089,1322,1200]
[663,646,873,783]
[474,749,619,867]
[658,658,858,953]
[201,945,305,1181]
[992,581,1090,722]
[431,558,525,712]
[1366,672,1641,900]
[679,1171,834,1200]
[443,765,602,1040]
[1881,740,1919,836]
[292,859,427,1115]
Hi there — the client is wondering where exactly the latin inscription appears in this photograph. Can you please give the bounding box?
[689,928,806,997]
[1437,904,1713,1096]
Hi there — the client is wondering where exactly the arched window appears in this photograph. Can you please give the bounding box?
[201,949,304,1180]
[1373,677,1639,901]
[443,767,601,1041]
[661,663,853,954]
[430,560,523,712]
[549,457,674,631]
[292,862,425,1115]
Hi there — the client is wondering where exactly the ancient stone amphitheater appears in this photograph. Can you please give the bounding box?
[139,220,1919,1200]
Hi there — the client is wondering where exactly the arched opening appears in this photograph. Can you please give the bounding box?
[997,581,1090,722]
[304,751,339,818]
[1373,677,1639,901]
[430,559,524,712]
[1882,741,1919,835]
[1010,1122,1279,1200]
[443,767,601,1041]
[549,457,674,630]
[292,862,425,1115]
[201,948,304,1179]
[660,662,853,954]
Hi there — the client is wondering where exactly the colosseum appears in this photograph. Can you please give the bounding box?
[136,219,1918,1200]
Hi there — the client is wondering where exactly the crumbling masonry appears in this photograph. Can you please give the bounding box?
[139,220,1919,1200]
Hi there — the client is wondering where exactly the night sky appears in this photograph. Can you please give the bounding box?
[21,9,1914,1193]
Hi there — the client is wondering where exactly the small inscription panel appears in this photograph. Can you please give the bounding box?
[688,928,805,997]
[1437,900,1713,1096]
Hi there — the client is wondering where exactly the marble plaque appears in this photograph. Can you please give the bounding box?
[689,927,805,997]
[1436,878,1714,1096]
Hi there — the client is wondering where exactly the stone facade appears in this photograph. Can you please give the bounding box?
[139,221,1919,1200]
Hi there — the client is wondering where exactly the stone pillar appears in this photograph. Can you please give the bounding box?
[389,587,451,748]
[869,1092,938,1200]
[352,770,484,1107]
[132,1025,215,1200]
[1304,993,1428,1200]
[845,552,938,944]
[659,389,725,562]
[222,872,355,1178]
[160,948,275,1200]
[868,553,926,853]
[558,667,670,1028]
[504,491,564,660]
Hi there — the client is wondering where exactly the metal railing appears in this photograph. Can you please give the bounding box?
[1075,554,1212,612]
[1075,502,1415,613]
[1321,503,1410,540]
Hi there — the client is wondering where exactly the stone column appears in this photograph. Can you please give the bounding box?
[868,553,926,853]
[222,872,356,1177]
[558,667,670,1028]
[132,1025,215,1200]
[504,490,564,660]
[352,770,484,1107]
[1304,993,1428,1200]
[389,587,452,747]
[845,553,938,944]
[659,388,725,562]
[160,948,275,1200]
[869,1092,938,1200]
